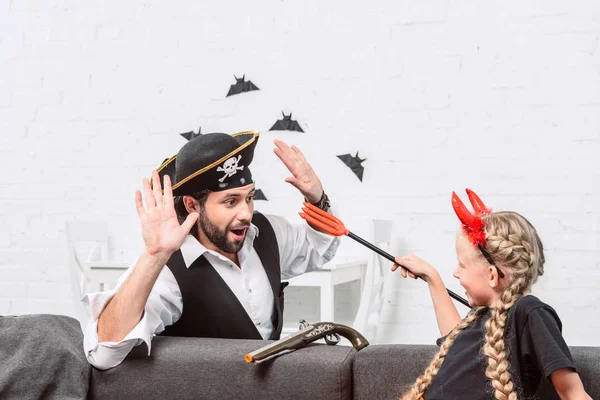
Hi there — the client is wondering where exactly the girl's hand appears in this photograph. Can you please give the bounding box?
[392,254,436,281]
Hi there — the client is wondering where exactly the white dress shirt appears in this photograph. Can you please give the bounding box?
[83,214,340,370]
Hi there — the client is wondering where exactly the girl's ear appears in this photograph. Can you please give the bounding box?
[488,266,500,289]
[183,196,200,213]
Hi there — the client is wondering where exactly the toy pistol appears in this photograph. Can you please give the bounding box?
[244,321,369,364]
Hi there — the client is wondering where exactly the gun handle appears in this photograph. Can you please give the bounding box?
[334,323,369,350]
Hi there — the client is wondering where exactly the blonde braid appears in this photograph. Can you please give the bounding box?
[480,211,545,399]
[402,307,488,400]
[482,276,527,400]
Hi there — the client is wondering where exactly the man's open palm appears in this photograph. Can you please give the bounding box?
[273,139,323,203]
[135,171,198,257]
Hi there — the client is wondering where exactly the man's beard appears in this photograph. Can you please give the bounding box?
[198,210,247,254]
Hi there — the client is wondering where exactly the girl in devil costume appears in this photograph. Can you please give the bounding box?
[394,189,591,400]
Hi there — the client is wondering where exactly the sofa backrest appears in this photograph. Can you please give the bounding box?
[352,344,600,400]
[89,336,355,400]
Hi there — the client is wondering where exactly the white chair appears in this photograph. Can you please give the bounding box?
[65,221,127,329]
[352,219,393,344]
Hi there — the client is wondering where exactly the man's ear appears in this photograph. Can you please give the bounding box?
[488,266,500,289]
[183,196,200,214]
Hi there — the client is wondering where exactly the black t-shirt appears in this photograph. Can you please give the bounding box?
[424,295,576,400]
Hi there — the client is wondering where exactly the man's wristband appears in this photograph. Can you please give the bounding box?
[306,191,330,211]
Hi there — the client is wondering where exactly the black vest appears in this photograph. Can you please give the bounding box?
[159,212,286,340]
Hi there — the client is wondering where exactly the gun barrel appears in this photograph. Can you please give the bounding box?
[245,325,314,363]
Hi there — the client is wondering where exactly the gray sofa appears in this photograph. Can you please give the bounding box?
[2,315,598,399]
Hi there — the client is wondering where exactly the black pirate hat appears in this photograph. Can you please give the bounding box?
[156,131,259,196]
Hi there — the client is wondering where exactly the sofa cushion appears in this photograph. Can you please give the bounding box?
[352,344,599,400]
[0,314,91,400]
[569,346,600,397]
[352,344,438,400]
[89,336,355,400]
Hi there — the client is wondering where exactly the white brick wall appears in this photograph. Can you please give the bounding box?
[1,1,599,345]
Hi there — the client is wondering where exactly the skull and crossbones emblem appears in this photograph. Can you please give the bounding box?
[217,155,244,182]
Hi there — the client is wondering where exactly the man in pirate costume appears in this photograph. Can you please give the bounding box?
[83,131,340,370]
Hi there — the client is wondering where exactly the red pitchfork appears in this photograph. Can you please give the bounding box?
[299,203,470,308]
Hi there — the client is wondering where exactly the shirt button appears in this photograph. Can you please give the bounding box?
[257,322,261,325]
[248,289,252,293]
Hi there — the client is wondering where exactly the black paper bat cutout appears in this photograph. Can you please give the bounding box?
[226,75,260,97]
[254,189,268,201]
[269,112,304,133]
[180,126,202,141]
[337,152,366,182]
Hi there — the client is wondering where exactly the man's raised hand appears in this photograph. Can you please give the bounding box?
[135,171,198,259]
[273,139,324,204]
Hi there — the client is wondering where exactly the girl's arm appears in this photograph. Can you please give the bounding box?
[551,368,592,400]
[393,255,462,336]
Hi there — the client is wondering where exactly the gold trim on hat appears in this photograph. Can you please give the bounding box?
[171,130,259,191]
[149,154,177,187]
[156,154,177,175]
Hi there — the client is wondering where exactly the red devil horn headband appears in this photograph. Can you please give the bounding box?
[466,188,491,215]
[451,188,491,246]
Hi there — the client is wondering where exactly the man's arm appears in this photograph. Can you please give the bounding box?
[95,172,197,344]
[97,250,169,342]
[83,263,182,370]
[551,368,592,400]
[270,139,341,277]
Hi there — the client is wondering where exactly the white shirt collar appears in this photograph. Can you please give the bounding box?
[179,223,260,268]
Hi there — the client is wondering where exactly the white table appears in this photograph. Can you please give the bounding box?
[285,259,368,323]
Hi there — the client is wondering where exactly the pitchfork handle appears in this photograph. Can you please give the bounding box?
[347,232,471,308]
